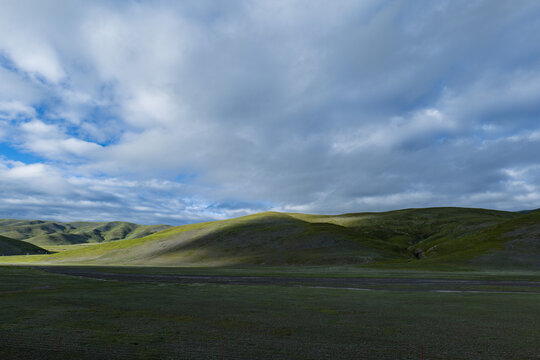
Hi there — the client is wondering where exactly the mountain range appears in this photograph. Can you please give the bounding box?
[0,219,170,246]
[1,207,539,268]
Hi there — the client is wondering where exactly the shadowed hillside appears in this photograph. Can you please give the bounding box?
[0,219,170,246]
[2,207,539,268]
[3,207,536,268]
[422,209,540,268]
[42,212,385,266]
[287,207,518,259]
[0,235,48,256]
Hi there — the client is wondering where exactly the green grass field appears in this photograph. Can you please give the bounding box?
[2,207,540,358]
[1,266,540,359]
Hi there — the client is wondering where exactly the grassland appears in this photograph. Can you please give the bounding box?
[2,207,540,358]
[0,207,538,269]
[1,266,539,359]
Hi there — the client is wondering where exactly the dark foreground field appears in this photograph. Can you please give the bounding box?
[2,266,540,359]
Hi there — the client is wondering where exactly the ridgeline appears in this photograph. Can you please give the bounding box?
[1,207,539,268]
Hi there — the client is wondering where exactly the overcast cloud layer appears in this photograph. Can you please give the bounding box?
[1,0,540,224]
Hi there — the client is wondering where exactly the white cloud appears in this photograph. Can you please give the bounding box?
[0,25,65,83]
[1,1,540,223]
[17,120,102,160]
[0,100,36,120]
[0,158,250,224]
[0,160,68,195]
[123,89,185,127]
[7,43,65,83]
[0,0,71,83]
[331,107,454,154]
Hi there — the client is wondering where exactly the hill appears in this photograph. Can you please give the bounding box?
[16,206,537,268]
[0,219,170,246]
[423,209,540,268]
[2,207,539,268]
[0,235,48,256]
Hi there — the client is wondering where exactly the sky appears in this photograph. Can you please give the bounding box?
[1,0,540,225]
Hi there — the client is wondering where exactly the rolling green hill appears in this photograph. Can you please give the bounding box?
[421,209,540,267]
[1,207,538,268]
[36,212,384,266]
[0,235,48,256]
[2,206,536,268]
[0,219,170,246]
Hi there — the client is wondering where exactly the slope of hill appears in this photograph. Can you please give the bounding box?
[0,235,49,256]
[287,207,518,259]
[0,219,170,246]
[17,207,533,268]
[43,212,384,266]
[420,210,540,268]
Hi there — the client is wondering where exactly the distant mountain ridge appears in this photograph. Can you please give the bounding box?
[0,219,170,246]
[517,208,540,214]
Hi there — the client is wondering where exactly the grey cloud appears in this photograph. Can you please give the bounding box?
[1,0,540,223]
[0,159,256,224]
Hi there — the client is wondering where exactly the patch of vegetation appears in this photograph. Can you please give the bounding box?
[1,207,539,269]
[1,266,540,359]
[410,210,540,268]
[0,235,48,256]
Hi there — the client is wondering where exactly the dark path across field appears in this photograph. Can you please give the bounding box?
[35,266,540,293]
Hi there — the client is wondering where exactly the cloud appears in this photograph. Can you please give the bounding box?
[0,160,69,195]
[1,0,540,224]
[330,108,454,154]
[0,158,258,224]
[0,5,66,84]
[3,43,65,83]
[17,120,102,160]
[0,100,36,120]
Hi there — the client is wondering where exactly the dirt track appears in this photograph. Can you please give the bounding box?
[34,266,540,293]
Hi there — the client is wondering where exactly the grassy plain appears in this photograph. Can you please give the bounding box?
[2,208,540,358]
[2,266,540,359]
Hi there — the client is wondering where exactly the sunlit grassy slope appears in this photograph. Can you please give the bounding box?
[0,235,48,255]
[2,207,539,268]
[0,219,170,246]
